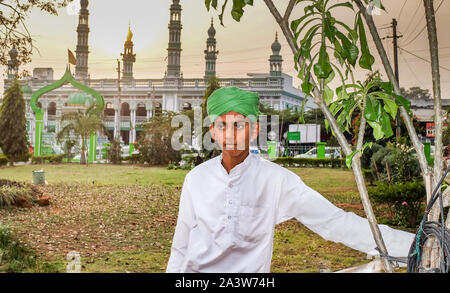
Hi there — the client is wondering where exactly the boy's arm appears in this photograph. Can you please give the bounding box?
[166,173,196,273]
[276,169,415,258]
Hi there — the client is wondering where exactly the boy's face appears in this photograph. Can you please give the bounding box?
[209,111,259,156]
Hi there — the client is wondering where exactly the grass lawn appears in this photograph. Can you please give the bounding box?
[0,163,406,273]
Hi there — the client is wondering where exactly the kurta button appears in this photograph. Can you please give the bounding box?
[228,183,233,188]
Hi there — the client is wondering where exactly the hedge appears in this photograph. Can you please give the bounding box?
[273,157,345,168]
[31,154,65,164]
[0,156,7,167]
[0,153,32,166]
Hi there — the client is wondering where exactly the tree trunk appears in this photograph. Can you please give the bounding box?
[423,0,443,269]
[263,0,393,273]
[423,0,443,222]
[80,138,86,165]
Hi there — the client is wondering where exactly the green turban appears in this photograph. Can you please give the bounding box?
[206,87,260,125]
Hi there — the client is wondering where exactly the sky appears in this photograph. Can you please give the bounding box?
[1,0,449,98]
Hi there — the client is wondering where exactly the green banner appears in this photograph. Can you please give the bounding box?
[287,131,301,141]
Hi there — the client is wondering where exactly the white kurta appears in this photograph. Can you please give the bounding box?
[166,152,415,273]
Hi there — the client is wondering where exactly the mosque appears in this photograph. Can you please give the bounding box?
[2,0,312,157]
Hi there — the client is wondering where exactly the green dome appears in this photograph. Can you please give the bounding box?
[22,84,33,94]
[67,92,93,106]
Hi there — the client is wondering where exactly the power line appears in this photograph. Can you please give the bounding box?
[402,0,423,40]
[402,0,444,47]
[398,46,450,72]
[397,0,408,23]
[399,50,427,88]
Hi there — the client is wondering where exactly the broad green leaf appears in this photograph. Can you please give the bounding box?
[357,14,375,70]
[364,96,377,121]
[231,0,245,21]
[324,85,334,105]
[382,98,398,119]
[324,69,335,85]
[393,93,411,111]
[380,112,393,138]
[367,120,383,140]
[313,45,332,79]
[336,31,359,66]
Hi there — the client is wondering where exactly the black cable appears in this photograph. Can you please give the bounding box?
[406,166,450,273]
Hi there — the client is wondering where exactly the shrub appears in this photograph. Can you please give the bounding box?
[370,144,421,183]
[107,139,122,164]
[273,157,345,168]
[368,181,425,228]
[0,185,31,208]
[31,154,65,164]
[0,156,7,167]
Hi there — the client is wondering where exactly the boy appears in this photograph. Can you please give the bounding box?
[166,86,414,273]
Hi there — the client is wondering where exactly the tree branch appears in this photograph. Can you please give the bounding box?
[284,0,297,22]
[353,0,431,185]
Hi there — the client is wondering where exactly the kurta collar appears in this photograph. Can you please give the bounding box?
[218,150,253,176]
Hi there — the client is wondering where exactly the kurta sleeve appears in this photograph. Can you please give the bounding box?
[276,168,415,258]
[166,172,196,273]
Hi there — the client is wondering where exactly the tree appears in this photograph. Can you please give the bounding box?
[400,86,431,100]
[0,0,73,77]
[0,79,29,166]
[135,111,180,166]
[57,104,105,165]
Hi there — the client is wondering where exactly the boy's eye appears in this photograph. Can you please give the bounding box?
[236,123,245,129]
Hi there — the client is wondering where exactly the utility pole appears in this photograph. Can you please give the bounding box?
[386,18,403,139]
[115,59,122,140]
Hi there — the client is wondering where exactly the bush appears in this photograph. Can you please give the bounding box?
[370,144,421,183]
[0,152,30,166]
[107,139,122,164]
[31,154,65,164]
[273,157,345,168]
[361,143,383,170]
[368,181,425,228]
[0,156,7,167]
[0,185,31,208]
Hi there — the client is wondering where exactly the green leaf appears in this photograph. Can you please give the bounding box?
[218,0,228,26]
[367,121,384,140]
[231,0,245,21]
[324,69,335,85]
[328,2,354,11]
[357,14,375,70]
[324,85,334,105]
[336,31,359,66]
[393,94,411,112]
[380,112,393,138]
[205,0,212,10]
[346,149,358,168]
[364,96,377,121]
[314,45,332,79]
[382,98,398,119]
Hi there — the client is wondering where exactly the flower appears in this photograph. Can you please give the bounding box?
[401,201,407,206]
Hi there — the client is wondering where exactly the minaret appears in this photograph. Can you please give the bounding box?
[166,0,182,79]
[7,47,19,80]
[204,18,219,78]
[121,25,136,81]
[269,32,283,77]
[75,0,90,81]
